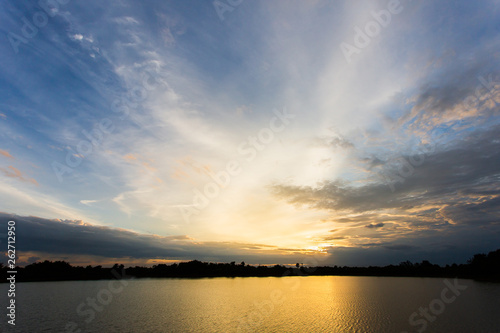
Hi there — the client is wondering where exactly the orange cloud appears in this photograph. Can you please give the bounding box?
[0,149,13,159]
[142,161,156,172]
[0,165,38,185]
[123,153,137,160]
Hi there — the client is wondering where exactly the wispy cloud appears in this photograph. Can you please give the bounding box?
[0,149,14,159]
[80,200,98,206]
[0,166,38,185]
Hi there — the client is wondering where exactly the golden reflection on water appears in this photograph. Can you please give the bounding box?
[2,276,499,332]
[118,276,494,332]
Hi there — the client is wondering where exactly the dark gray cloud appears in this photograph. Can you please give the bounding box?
[398,52,500,132]
[0,211,496,267]
[363,156,385,170]
[322,246,464,267]
[383,244,416,251]
[365,223,384,229]
[311,135,354,150]
[0,213,312,265]
[272,126,500,224]
[329,136,354,149]
[440,196,500,226]
[413,74,475,114]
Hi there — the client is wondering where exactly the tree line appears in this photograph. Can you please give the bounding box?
[1,248,499,282]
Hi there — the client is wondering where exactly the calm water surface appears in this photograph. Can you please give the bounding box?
[1,276,499,332]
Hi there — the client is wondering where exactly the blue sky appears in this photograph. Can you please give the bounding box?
[0,0,499,267]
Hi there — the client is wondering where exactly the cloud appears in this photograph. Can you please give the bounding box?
[0,149,13,159]
[383,244,417,251]
[328,136,355,149]
[0,213,322,265]
[272,126,500,219]
[398,66,500,138]
[365,223,384,229]
[311,135,354,150]
[114,16,140,25]
[270,125,500,258]
[80,200,98,206]
[123,154,137,160]
[0,166,38,185]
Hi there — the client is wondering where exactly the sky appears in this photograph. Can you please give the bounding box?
[0,0,499,267]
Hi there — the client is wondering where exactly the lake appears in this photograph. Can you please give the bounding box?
[1,276,499,332]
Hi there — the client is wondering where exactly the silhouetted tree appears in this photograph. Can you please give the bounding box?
[1,248,499,282]
[468,253,487,265]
